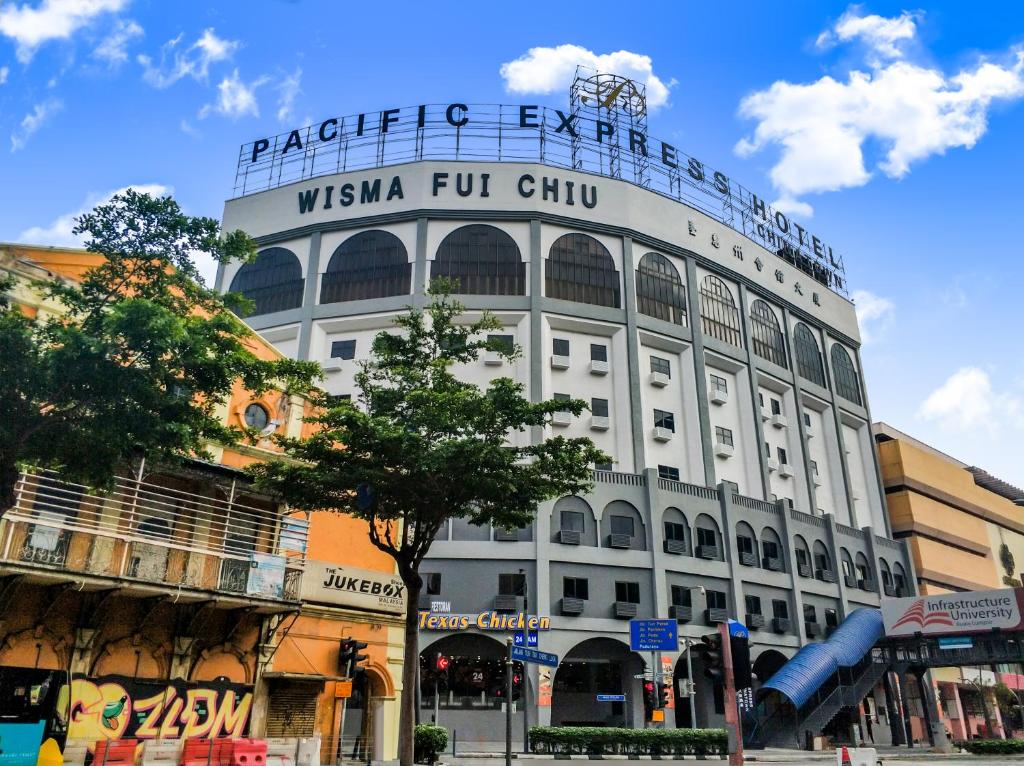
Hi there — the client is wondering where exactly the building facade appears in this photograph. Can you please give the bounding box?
[0,244,405,762]
[218,93,915,745]
[875,422,1024,742]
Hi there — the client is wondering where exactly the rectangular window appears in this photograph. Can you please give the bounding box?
[770,398,782,415]
[856,563,870,581]
[615,581,640,603]
[764,441,771,458]
[658,465,680,482]
[706,590,727,610]
[796,548,809,567]
[803,412,812,428]
[327,393,352,405]
[560,510,584,533]
[554,392,570,404]
[814,553,831,572]
[564,577,589,600]
[488,334,514,354]
[590,343,608,362]
[552,338,570,356]
[610,515,634,537]
[803,604,817,622]
[772,599,789,619]
[762,540,780,560]
[499,573,526,596]
[671,585,692,607]
[842,559,854,578]
[654,409,675,432]
[697,527,716,548]
[591,398,609,418]
[664,521,686,542]
[745,595,762,615]
[737,535,754,555]
[777,447,788,465]
[331,339,356,360]
[715,426,734,446]
[758,392,765,407]
[425,573,441,595]
[595,461,613,472]
[825,608,839,628]
[710,374,728,393]
[811,460,819,477]
[650,355,671,376]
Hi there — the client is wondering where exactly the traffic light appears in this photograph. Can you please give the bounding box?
[435,653,450,672]
[642,680,656,711]
[339,637,369,676]
[701,632,724,682]
[658,682,670,708]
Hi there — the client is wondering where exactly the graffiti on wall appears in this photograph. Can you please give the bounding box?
[56,676,252,749]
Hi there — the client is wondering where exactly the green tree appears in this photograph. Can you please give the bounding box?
[0,189,316,515]
[250,285,607,766]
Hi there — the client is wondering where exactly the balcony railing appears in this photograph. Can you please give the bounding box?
[2,471,307,602]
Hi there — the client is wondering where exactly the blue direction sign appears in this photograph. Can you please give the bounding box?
[596,694,626,702]
[629,619,678,651]
[939,636,973,650]
[511,646,559,667]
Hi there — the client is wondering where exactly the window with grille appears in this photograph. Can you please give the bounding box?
[737,535,754,555]
[697,527,717,548]
[488,334,514,354]
[432,224,525,295]
[794,323,826,387]
[331,339,356,360]
[842,558,854,578]
[749,299,788,367]
[650,356,671,376]
[762,540,780,560]
[771,398,782,415]
[825,609,839,628]
[546,233,620,308]
[320,230,410,303]
[772,599,789,619]
[803,412,812,428]
[636,252,686,324]
[229,247,304,317]
[714,426,733,446]
[698,275,742,347]
[499,573,526,596]
[814,551,831,572]
[658,465,680,482]
[665,521,686,541]
[778,447,788,465]
[654,409,675,432]
[706,590,727,610]
[610,515,634,536]
[615,581,640,603]
[561,510,584,532]
[554,392,570,404]
[590,343,608,361]
[709,374,728,393]
[831,344,863,405]
[796,548,809,567]
[803,604,817,622]
[553,338,570,356]
[745,595,762,615]
[671,585,692,607]
[425,573,442,594]
[564,577,589,599]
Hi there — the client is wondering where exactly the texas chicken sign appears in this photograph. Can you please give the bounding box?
[882,587,1024,637]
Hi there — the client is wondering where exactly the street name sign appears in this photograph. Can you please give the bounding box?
[596,694,626,702]
[511,646,559,667]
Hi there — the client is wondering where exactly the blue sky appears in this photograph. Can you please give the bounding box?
[1,0,1023,485]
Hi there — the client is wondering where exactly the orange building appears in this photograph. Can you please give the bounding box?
[0,243,405,763]
[874,422,1024,742]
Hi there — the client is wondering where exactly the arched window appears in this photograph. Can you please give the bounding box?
[830,344,862,405]
[431,225,525,295]
[546,233,620,308]
[320,230,410,303]
[699,275,742,347]
[228,247,304,317]
[793,323,826,387]
[749,300,787,368]
[635,252,686,324]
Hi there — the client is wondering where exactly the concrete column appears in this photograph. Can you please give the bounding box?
[863,528,884,599]
[917,671,952,751]
[296,231,322,360]
[413,217,429,307]
[645,468,668,618]
[779,307,822,516]
[853,345,893,538]
[683,260,715,486]
[717,483,746,621]
[736,284,772,500]
[950,682,967,741]
[896,671,915,747]
[777,500,808,647]
[823,514,850,621]
[621,236,647,473]
[882,671,904,745]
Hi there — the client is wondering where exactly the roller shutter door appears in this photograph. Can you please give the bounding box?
[266,682,320,737]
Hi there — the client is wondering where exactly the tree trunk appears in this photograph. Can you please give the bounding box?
[399,576,422,766]
[0,458,19,519]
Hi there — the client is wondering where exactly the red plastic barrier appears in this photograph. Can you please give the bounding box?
[94,739,139,766]
[182,739,214,766]
[230,739,266,766]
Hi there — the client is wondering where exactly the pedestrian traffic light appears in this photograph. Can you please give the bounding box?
[339,637,369,676]
[658,682,670,708]
[701,632,724,682]
[435,653,450,672]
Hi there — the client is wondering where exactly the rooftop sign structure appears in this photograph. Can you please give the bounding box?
[233,71,847,295]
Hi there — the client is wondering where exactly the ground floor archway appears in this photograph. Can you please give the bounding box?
[551,638,646,728]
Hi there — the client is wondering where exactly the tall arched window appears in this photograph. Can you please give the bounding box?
[749,300,787,368]
[698,275,742,347]
[831,344,862,405]
[793,323,826,387]
[228,247,304,317]
[431,224,525,295]
[546,233,620,308]
[320,230,410,303]
[635,252,686,325]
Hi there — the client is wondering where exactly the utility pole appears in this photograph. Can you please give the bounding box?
[720,623,743,766]
[505,637,513,766]
[684,638,697,728]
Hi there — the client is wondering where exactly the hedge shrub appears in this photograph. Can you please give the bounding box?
[955,738,1024,755]
[529,726,727,756]
[414,724,448,764]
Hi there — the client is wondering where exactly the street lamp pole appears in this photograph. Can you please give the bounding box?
[678,585,705,730]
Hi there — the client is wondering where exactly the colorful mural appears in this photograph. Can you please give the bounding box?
[56,676,252,749]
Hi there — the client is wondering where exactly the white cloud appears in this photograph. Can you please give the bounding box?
[918,367,1023,432]
[138,27,238,88]
[198,68,267,120]
[735,7,1024,214]
[93,17,142,65]
[818,7,919,60]
[18,183,172,246]
[10,97,62,151]
[179,118,200,138]
[851,289,894,344]
[276,67,301,123]
[500,44,674,110]
[0,66,8,84]
[0,0,127,62]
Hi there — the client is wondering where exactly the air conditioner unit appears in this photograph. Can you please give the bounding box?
[663,539,686,555]
[558,529,581,545]
[860,579,876,592]
[669,605,692,622]
[715,442,734,458]
[845,574,859,588]
[705,608,729,625]
[653,427,673,442]
[771,413,788,429]
[561,597,585,616]
[883,583,897,597]
[590,416,610,431]
[613,601,638,619]
[762,557,784,572]
[589,360,609,376]
[772,617,791,634]
[767,458,780,472]
[739,551,757,567]
[696,544,719,560]
[797,563,812,578]
[816,568,837,584]
[805,622,822,638]
[746,613,765,630]
[550,354,570,370]
[484,350,504,366]
[650,371,670,388]
[779,463,794,478]
[494,528,518,542]
[608,533,632,549]
[322,359,344,372]
[494,595,523,612]
[709,389,729,405]
[552,411,572,427]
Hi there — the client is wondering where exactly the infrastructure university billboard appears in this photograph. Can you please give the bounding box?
[882,587,1024,637]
